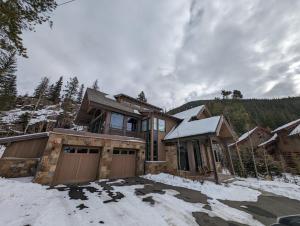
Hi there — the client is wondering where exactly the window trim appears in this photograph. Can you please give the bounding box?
[110,112,124,130]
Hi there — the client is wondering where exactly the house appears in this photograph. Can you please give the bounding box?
[228,126,271,158]
[258,119,300,173]
[0,88,235,185]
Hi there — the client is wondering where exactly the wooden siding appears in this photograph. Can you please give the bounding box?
[2,138,48,158]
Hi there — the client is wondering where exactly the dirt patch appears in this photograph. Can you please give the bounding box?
[192,212,246,226]
[221,195,300,226]
[50,185,102,200]
[142,196,155,205]
[76,203,89,210]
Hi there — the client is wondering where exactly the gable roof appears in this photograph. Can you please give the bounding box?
[228,127,258,147]
[114,93,162,111]
[172,105,205,120]
[272,118,300,133]
[258,133,278,147]
[86,88,140,115]
[289,124,300,136]
[164,116,221,140]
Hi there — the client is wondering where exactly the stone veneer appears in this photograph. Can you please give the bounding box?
[0,158,38,178]
[34,132,145,185]
[145,145,178,175]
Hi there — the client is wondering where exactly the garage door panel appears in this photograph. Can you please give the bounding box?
[111,151,136,179]
[54,147,100,185]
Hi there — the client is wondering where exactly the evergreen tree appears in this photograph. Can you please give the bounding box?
[77,84,84,104]
[33,77,49,98]
[221,90,232,99]
[64,76,79,101]
[232,90,243,99]
[48,76,63,103]
[0,52,17,110]
[137,91,147,102]
[92,79,99,90]
[0,0,57,57]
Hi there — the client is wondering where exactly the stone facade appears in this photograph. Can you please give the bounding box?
[0,158,38,178]
[34,132,145,185]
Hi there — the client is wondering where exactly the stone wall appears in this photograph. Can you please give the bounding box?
[0,158,38,178]
[145,161,167,174]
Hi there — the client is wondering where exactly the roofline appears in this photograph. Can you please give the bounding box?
[114,93,162,111]
[163,132,216,142]
[272,119,300,133]
[0,132,49,144]
[139,109,182,121]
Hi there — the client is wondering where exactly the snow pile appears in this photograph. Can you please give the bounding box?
[274,173,300,185]
[1,105,63,125]
[143,173,260,202]
[0,145,5,158]
[0,177,70,226]
[233,177,300,201]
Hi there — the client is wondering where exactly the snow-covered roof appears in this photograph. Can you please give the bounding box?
[289,124,300,136]
[272,119,300,133]
[164,116,221,140]
[258,133,278,147]
[228,127,258,147]
[172,105,205,120]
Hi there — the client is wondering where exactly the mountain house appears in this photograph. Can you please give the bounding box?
[0,88,235,185]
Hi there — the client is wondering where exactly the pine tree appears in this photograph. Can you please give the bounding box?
[232,90,243,99]
[48,76,63,103]
[0,52,17,110]
[137,91,147,102]
[92,79,99,90]
[77,84,84,104]
[33,77,49,98]
[64,76,79,101]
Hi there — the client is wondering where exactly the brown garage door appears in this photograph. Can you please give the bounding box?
[110,149,136,179]
[54,146,101,185]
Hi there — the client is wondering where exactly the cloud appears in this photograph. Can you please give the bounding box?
[17,0,300,109]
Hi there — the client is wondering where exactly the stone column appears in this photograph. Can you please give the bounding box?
[34,134,63,185]
[98,143,113,179]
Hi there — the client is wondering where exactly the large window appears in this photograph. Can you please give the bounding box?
[158,119,165,132]
[177,142,190,171]
[153,118,157,130]
[193,140,203,171]
[110,112,124,129]
[127,117,138,131]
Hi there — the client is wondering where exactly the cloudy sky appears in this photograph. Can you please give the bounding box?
[18,0,300,109]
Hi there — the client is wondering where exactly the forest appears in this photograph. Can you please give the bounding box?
[169,97,300,135]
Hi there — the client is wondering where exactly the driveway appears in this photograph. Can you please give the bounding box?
[50,177,300,226]
[1,175,300,226]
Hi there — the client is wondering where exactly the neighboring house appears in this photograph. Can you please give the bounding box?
[228,126,271,153]
[0,89,235,185]
[258,119,300,173]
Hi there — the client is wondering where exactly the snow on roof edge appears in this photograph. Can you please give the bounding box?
[272,119,300,133]
[258,133,278,147]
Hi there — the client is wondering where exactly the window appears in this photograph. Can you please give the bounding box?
[177,142,189,171]
[153,118,157,130]
[142,120,147,131]
[110,112,124,129]
[113,149,120,155]
[89,149,99,154]
[158,119,165,132]
[153,130,158,161]
[127,117,138,131]
[77,148,88,153]
[193,140,203,171]
[64,146,76,153]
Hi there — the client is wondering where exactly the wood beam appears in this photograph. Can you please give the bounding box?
[209,136,219,184]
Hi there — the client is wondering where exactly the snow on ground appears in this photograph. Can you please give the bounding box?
[1,105,62,125]
[0,145,5,158]
[2,174,300,226]
[143,173,261,202]
[233,176,300,201]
